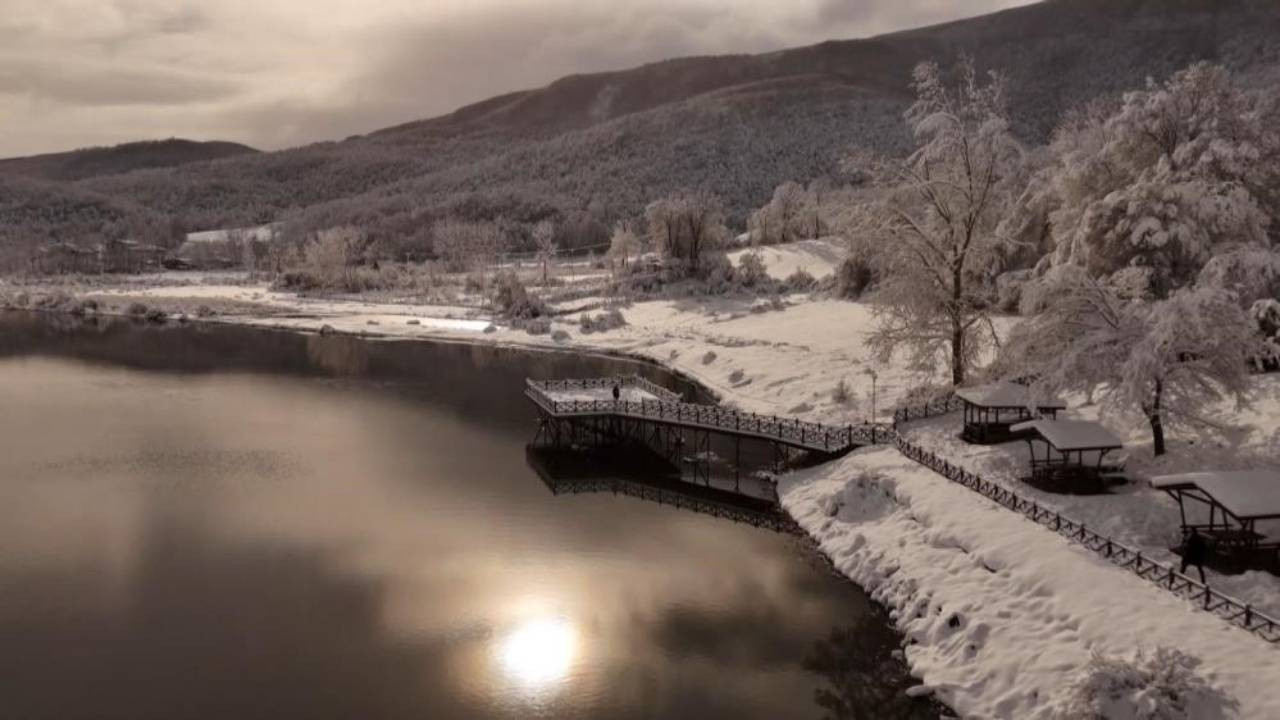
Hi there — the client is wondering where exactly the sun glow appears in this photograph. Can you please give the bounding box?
[497,616,577,690]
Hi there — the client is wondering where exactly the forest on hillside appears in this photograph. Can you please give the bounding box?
[2,0,1279,271]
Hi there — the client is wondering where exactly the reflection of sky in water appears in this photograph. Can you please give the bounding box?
[0,318,934,720]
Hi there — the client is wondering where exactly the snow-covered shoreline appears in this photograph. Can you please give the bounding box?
[7,277,1280,717]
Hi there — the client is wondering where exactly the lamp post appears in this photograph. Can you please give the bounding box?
[862,368,878,423]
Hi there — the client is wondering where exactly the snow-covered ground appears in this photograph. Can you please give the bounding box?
[898,391,1280,620]
[727,238,846,280]
[34,263,1279,717]
[780,447,1278,718]
[541,384,666,403]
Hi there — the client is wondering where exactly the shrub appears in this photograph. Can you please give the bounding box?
[701,253,736,295]
[580,308,627,334]
[784,268,817,292]
[127,302,148,316]
[551,329,570,342]
[834,257,874,299]
[68,298,97,317]
[195,305,216,318]
[832,378,851,404]
[1052,647,1238,720]
[144,308,167,323]
[896,383,953,410]
[518,317,552,335]
[490,271,547,319]
[702,351,717,365]
[736,251,770,288]
[274,270,321,291]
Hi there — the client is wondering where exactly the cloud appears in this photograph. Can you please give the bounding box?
[0,59,240,106]
[0,0,1035,157]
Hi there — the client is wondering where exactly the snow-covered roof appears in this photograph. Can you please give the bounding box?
[1010,419,1123,451]
[1150,470,1280,520]
[954,382,1065,409]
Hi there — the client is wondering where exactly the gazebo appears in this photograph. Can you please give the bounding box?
[1011,419,1124,493]
[955,382,1065,445]
[1150,471,1280,559]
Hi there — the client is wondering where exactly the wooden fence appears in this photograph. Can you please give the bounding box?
[892,433,1280,643]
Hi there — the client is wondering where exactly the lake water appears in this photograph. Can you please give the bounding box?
[0,311,939,719]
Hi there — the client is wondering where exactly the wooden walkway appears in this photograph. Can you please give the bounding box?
[526,376,891,456]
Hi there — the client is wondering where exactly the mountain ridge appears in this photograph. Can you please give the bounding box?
[6,0,1280,260]
[0,139,260,182]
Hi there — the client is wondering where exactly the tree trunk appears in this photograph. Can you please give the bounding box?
[951,264,965,386]
[951,318,965,386]
[1148,379,1166,456]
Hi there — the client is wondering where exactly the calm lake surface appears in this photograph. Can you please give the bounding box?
[0,312,937,719]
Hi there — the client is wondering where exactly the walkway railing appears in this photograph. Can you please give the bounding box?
[892,433,1280,643]
[892,392,964,427]
[527,377,893,454]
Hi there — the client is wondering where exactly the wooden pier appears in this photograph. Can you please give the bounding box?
[526,376,891,479]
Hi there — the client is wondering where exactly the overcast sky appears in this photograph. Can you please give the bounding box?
[0,0,1035,157]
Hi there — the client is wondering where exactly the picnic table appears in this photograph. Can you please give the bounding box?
[1151,470,1280,554]
[1011,419,1124,493]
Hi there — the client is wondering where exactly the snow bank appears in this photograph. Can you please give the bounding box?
[780,447,1280,718]
[727,239,846,280]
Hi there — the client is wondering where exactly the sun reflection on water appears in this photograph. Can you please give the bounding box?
[496,616,578,691]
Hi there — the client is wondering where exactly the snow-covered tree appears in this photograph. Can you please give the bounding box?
[607,220,642,270]
[645,190,729,276]
[1011,267,1267,455]
[1031,63,1279,300]
[532,220,557,284]
[1051,647,1238,720]
[856,57,1023,384]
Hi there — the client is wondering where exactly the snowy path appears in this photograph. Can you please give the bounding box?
[781,447,1279,719]
[900,411,1280,620]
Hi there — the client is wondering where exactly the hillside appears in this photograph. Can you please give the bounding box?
[16,0,1280,258]
[0,139,259,182]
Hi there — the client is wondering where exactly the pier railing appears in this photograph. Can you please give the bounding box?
[893,434,1280,643]
[532,375,683,403]
[527,378,893,454]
